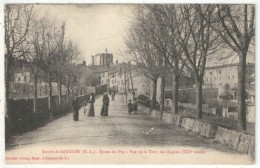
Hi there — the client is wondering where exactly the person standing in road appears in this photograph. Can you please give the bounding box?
[87,92,95,117]
[101,92,110,116]
[112,91,116,101]
[132,91,135,98]
[72,95,80,121]
[128,99,133,114]
[133,97,138,114]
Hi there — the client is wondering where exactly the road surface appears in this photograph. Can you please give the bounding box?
[5,94,253,164]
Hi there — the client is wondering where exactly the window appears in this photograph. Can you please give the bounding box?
[219,70,221,74]
[233,75,235,79]
[210,72,212,75]
[228,76,230,80]
[18,77,20,81]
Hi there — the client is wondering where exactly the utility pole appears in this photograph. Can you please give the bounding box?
[84,61,87,94]
[128,62,134,95]
[124,62,128,103]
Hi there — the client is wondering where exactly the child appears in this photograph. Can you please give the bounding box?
[133,97,138,114]
[128,100,133,114]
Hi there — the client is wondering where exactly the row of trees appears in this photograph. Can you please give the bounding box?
[5,5,80,121]
[125,4,254,130]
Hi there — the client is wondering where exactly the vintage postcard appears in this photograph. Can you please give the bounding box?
[2,1,256,166]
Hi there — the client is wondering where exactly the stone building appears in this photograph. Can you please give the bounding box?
[203,63,255,89]
[100,62,149,96]
[91,49,113,67]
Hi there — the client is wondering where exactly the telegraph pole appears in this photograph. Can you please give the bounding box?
[128,62,134,95]
[124,62,127,103]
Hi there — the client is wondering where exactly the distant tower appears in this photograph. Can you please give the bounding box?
[92,49,113,66]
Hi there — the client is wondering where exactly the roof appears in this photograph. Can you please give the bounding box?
[205,63,254,70]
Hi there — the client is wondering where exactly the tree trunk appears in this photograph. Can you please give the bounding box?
[66,75,70,103]
[58,75,62,106]
[172,74,179,114]
[33,73,38,113]
[48,71,52,110]
[237,51,247,130]
[128,64,134,92]
[5,57,10,117]
[195,76,203,119]
[152,77,158,107]
[160,76,165,111]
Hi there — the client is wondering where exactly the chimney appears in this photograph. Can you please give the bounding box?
[83,60,86,66]
[116,60,118,65]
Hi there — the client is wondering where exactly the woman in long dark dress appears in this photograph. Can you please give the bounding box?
[133,97,138,114]
[88,92,95,117]
[72,96,80,121]
[101,93,110,116]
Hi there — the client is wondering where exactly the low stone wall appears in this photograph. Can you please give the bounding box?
[140,104,254,159]
[181,118,218,138]
[214,126,255,158]
[151,110,161,119]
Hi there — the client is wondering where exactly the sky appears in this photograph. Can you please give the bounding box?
[34,4,255,66]
[36,4,134,65]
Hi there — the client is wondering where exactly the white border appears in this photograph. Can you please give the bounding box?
[0,1,259,168]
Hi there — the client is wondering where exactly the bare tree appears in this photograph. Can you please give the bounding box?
[172,5,222,119]
[53,22,66,106]
[125,6,166,107]
[27,16,48,113]
[4,4,35,120]
[143,5,186,114]
[39,17,59,111]
[63,40,80,103]
[204,5,255,130]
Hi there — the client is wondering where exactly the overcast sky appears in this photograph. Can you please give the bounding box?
[35,4,254,66]
[36,4,134,65]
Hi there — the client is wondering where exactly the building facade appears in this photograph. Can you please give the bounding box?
[100,62,150,96]
[203,63,255,89]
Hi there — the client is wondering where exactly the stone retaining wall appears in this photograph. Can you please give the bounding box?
[141,105,255,159]
[215,126,255,158]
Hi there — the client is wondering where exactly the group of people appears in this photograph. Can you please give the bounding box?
[71,92,110,121]
[71,91,139,121]
[128,96,138,115]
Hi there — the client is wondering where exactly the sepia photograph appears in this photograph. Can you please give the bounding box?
[2,1,256,165]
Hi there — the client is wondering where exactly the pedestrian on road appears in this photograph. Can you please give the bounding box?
[101,92,110,116]
[112,91,116,101]
[133,97,138,114]
[72,95,80,121]
[128,99,133,114]
[132,91,135,98]
[87,92,95,117]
